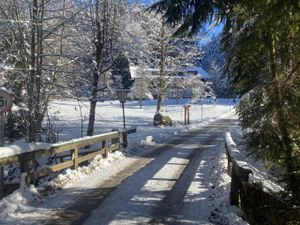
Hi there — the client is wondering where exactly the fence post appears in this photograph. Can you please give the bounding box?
[230,168,241,206]
[104,139,109,158]
[20,159,31,186]
[122,132,128,148]
[72,147,79,170]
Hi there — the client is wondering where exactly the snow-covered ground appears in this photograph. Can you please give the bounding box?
[47,98,235,146]
[0,98,249,225]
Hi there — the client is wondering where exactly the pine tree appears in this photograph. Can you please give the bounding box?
[151,0,300,199]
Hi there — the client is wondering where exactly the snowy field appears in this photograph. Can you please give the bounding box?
[46,98,235,147]
[0,98,250,225]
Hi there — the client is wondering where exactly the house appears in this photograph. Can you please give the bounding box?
[129,65,212,99]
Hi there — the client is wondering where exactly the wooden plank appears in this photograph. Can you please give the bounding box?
[50,132,120,154]
[77,149,105,164]
[0,155,19,166]
[126,127,137,134]
[31,160,74,178]
[108,144,120,153]
[50,143,78,154]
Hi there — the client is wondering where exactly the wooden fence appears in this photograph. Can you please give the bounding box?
[0,127,136,198]
[225,132,300,225]
[225,132,252,205]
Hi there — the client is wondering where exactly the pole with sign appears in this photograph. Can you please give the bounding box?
[116,89,130,148]
[0,89,13,199]
[116,89,130,128]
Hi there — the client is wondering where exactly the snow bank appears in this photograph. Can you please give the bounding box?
[140,136,155,146]
[0,185,54,225]
[226,130,284,195]
[208,150,249,225]
[48,151,125,189]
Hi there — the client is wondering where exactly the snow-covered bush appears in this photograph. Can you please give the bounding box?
[153,112,173,126]
[5,109,28,141]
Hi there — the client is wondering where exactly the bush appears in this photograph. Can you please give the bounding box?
[153,112,173,126]
[5,109,28,141]
[241,182,300,225]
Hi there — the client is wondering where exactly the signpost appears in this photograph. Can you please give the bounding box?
[116,89,130,148]
[116,89,130,128]
[0,89,13,199]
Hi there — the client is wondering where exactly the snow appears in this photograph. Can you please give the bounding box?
[48,151,125,190]
[50,131,118,148]
[226,129,284,194]
[45,98,234,146]
[225,132,252,171]
[0,98,243,225]
[0,143,51,159]
[178,67,210,79]
[140,136,155,146]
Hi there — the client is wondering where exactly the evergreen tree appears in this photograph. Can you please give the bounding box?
[201,35,227,97]
[151,0,300,199]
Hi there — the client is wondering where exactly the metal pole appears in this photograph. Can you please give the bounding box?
[122,102,126,128]
[0,113,5,199]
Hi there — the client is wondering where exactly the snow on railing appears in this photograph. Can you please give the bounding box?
[0,127,136,199]
[225,132,252,206]
[225,132,300,225]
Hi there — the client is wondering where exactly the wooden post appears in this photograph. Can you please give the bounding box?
[0,113,4,198]
[228,161,233,177]
[72,147,79,170]
[230,169,240,206]
[183,105,187,125]
[187,105,190,124]
[122,133,128,148]
[104,139,109,158]
[20,159,31,186]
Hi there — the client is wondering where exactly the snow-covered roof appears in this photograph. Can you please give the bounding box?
[130,65,210,79]
[178,67,210,79]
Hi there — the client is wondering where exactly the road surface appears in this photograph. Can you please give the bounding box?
[45,117,238,225]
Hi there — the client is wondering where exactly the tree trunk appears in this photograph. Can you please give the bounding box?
[268,33,298,196]
[35,0,45,136]
[87,98,97,136]
[87,70,99,136]
[156,21,165,113]
[27,0,38,142]
[156,92,163,112]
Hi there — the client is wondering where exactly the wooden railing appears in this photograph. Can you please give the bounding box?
[225,132,300,225]
[225,132,252,206]
[0,127,136,198]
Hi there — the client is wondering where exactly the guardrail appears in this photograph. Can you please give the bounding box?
[0,127,136,198]
[225,132,300,225]
[225,132,252,206]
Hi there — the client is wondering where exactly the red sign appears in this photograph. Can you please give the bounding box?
[0,90,13,114]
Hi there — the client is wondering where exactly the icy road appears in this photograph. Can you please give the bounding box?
[43,117,242,225]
